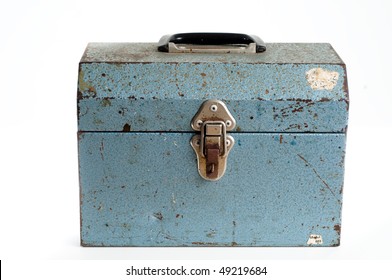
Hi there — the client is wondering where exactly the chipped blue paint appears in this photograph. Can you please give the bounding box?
[78,99,347,132]
[79,63,346,100]
[78,62,347,132]
[78,43,348,133]
[79,133,345,246]
[78,42,348,246]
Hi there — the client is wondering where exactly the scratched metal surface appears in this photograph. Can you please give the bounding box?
[78,42,348,246]
[78,43,348,133]
[79,132,345,247]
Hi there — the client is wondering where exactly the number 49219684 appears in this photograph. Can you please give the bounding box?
[218,266,267,276]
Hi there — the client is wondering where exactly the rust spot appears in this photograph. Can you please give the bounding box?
[122,123,131,132]
[87,86,96,97]
[342,66,350,111]
[292,107,304,113]
[200,73,206,77]
[307,102,315,108]
[77,132,84,141]
[285,124,301,131]
[178,92,184,97]
[77,91,83,100]
[320,97,331,102]
[236,126,241,132]
[265,89,269,94]
[279,135,283,144]
[175,214,183,218]
[202,81,207,87]
[153,212,163,220]
[334,224,341,235]
[342,65,349,93]
[175,82,181,92]
[231,242,238,246]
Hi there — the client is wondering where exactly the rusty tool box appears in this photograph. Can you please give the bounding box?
[77,33,349,246]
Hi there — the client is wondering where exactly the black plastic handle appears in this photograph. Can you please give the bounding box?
[158,33,266,53]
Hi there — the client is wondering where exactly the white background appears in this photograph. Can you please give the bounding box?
[1,0,391,277]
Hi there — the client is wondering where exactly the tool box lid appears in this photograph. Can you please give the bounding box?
[78,41,348,133]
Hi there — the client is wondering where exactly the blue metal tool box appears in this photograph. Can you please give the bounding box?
[78,33,349,246]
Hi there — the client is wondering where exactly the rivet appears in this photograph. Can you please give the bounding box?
[226,120,232,127]
[210,104,218,112]
[196,120,203,127]
[226,139,231,146]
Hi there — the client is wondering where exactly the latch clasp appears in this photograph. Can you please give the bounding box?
[190,100,236,181]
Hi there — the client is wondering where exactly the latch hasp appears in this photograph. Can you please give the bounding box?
[190,100,236,181]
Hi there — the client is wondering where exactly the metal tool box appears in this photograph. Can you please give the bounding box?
[78,33,349,246]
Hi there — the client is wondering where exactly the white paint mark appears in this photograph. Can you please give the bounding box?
[171,193,176,204]
[307,234,323,245]
[306,68,339,90]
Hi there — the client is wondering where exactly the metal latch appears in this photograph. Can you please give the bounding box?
[190,100,236,181]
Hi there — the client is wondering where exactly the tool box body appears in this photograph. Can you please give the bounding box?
[78,42,348,246]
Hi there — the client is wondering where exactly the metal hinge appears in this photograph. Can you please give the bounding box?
[190,100,236,181]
